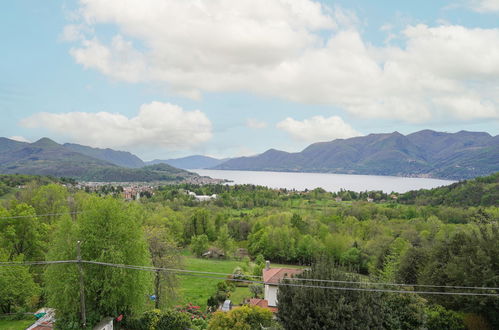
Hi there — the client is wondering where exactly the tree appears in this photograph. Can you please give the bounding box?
[156,309,191,330]
[248,284,263,298]
[0,249,40,313]
[144,226,180,309]
[208,305,272,330]
[425,304,464,330]
[191,234,209,257]
[419,224,499,327]
[30,184,69,224]
[45,197,152,328]
[277,258,425,329]
[0,203,46,261]
[216,225,234,257]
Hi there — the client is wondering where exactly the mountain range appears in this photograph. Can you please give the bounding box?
[1,129,497,181]
[146,155,225,169]
[214,130,499,180]
[0,137,194,182]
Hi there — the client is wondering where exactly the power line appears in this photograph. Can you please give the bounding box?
[2,260,498,297]
[282,276,499,291]
[81,260,499,291]
[79,261,499,297]
[0,211,83,220]
[0,260,78,266]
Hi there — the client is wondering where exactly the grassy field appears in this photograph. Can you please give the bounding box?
[0,319,35,330]
[175,255,305,309]
[176,256,249,308]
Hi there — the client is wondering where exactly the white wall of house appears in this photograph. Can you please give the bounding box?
[265,284,278,307]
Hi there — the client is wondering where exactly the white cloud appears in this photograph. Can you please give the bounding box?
[65,0,499,122]
[246,118,268,129]
[277,115,361,142]
[469,0,499,12]
[20,102,212,150]
[9,136,30,143]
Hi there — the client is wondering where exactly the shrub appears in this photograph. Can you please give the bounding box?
[156,309,191,330]
[208,305,272,330]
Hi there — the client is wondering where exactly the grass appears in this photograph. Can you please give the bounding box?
[175,256,246,309]
[0,319,35,330]
[230,286,252,305]
[175,255,306,309]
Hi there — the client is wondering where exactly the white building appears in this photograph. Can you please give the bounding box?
[262,261,303,307]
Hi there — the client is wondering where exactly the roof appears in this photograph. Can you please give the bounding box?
[31,322,54,330]
[248,299,277,313]
[263,267,303,285]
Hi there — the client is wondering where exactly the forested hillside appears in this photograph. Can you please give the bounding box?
[399,172,499,206]
[214,130,499,180]
[0,137,196,182]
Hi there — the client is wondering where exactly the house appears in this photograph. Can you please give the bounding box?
[187,191,218,202]
[27,308,55,330]
[249,261,303,311]
[248,298,277,313]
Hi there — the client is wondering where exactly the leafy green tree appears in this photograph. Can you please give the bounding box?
[184,209,215,242]
[45,197,152,328]
[0,203,46,261]
[30,184,69,224]
[419,224,499,327]
[191,234,209,257]
[291,213,306,232]
[0,249,40,313]
[425,304,464,330]
[248,284,263,298]
[277,258,425,330]
[208,305,273,330]
[216,225,234,257]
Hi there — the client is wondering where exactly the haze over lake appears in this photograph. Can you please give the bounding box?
[193,169,455,193]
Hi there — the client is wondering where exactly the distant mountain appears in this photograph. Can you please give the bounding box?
[147,155,225,169]
[64,143,145,168]
[0,137,28,153]
[0,137,194,182]
[214,130,499,180]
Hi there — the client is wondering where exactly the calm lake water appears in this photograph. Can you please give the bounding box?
[192,169,455,193]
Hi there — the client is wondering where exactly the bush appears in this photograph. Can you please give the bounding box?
[425,304,464,330]
[208,305,273,330]
[156,309,191,330]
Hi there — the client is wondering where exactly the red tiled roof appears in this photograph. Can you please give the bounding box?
[31,321,54,329]
[249,299,278,313]
[263,267,303,284]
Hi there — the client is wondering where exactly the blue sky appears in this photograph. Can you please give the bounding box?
[1,0,499,160]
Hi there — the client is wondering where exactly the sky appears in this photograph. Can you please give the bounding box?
[1,0,499,161]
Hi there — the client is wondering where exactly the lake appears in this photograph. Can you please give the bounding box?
[192,169,455,193]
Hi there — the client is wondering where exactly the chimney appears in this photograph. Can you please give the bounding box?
[265,261,270,270]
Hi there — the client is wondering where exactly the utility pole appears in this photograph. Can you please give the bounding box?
[154,269,160,309]
[77,241,86,328]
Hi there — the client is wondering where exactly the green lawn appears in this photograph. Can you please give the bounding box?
[175,256,247,308]
[230,286,252,305]
[0,319,35,330]
[175,256,305,309]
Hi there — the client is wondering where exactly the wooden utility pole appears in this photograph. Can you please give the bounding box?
[154,269,160,309]
[77,241,86,328]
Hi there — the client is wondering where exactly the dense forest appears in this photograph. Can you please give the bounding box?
[0,173,497,329]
